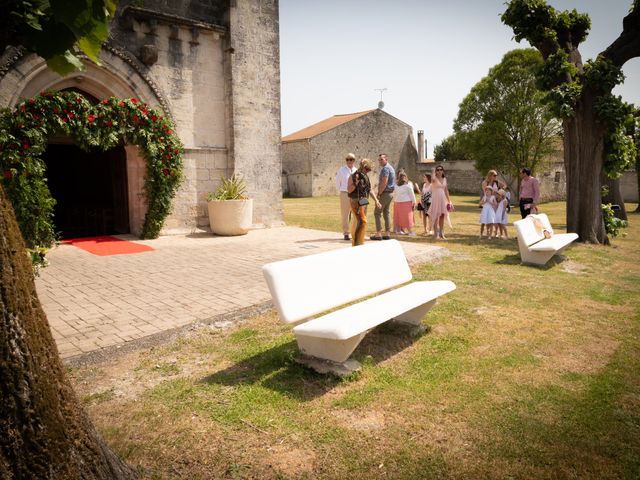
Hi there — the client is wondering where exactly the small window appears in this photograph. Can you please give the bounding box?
[554,171,561,183]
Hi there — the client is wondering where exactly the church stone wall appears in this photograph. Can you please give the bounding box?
[110,3,232,231]
[1,0,284,234]
[227,0,283,227]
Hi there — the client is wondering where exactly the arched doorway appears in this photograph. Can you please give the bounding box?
[0,51,179,239]
[43,143,130,239]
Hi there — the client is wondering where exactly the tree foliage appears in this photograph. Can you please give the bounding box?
[433,133,468,161]
[0,0,117,75]
[453,48,561,180]
[502,0,640,243]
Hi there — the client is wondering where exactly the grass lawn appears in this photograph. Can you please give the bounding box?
[69,195,640,479]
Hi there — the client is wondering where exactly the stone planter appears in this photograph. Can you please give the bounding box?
[207,198,253,236]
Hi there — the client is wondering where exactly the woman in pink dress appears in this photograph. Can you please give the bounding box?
[392,172,417,235]
[427,165,452,239]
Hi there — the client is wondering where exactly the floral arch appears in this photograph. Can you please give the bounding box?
[0,90,183,261]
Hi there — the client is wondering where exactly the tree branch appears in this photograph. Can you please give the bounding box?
[601,4,640,67]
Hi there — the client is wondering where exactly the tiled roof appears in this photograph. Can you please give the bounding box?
[282,110,375,142]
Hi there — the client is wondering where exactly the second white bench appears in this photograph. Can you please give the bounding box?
[262,240,456,373]
[514,213,578,266]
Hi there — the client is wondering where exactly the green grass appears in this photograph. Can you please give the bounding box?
[69,195,640,480]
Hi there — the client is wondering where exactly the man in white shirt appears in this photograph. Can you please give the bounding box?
[336,153,357,240]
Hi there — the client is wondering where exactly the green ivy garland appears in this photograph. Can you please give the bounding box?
[0,90,184,257]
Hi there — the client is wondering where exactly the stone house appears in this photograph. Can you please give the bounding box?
[0,0,282,238]
[281,109,420,197]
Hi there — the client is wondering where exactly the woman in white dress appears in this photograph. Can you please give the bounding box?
[494,189,509,239]
[479,186,497,239]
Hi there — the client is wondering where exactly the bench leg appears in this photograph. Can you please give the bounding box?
[521,250,555,266]
[295,332,366,363]
[392,299,437,326]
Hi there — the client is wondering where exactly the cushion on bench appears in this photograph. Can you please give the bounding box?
[293,280,456,340]
[263,240,413,324]
[514,213,554,247]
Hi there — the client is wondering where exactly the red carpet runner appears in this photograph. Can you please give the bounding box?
[63,236,154,256]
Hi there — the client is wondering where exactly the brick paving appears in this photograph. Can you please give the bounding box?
[35,227,448,361]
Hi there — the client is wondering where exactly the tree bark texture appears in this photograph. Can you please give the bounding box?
[0,185,136,480]
[635,154,640,213]
[562,92,608,244]
[601,175,628,221]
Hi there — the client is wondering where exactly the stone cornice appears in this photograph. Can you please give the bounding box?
[121,6,227,35]
[0,46,26,80]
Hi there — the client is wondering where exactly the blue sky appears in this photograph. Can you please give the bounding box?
[279,0,640,157]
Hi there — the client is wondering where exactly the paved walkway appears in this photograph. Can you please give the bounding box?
[35,227,448,361]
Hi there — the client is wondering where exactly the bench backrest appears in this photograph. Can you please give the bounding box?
[262,240,412,324]
[514,213,553,247]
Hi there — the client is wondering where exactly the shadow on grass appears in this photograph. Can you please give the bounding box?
[201,323,428,401]
[494,253,570,270]
[430,232,521,250]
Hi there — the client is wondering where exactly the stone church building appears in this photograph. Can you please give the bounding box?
[0,0,283,238]
[282,109,420,197]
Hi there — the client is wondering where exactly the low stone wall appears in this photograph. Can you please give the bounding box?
[416,160,566,202]
[415,160,482,194]
[621,170,638,203]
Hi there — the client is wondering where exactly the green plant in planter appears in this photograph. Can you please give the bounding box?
[207,175,248,201]
[206,174,253,236]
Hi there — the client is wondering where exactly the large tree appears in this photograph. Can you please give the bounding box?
[433,132,468,161]
[502,0,640,243]
[1,1,136,478]
[0,188,135,479]
[454,48,561,189]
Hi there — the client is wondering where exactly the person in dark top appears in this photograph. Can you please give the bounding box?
[347,158,381,246]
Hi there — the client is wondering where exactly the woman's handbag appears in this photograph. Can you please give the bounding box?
[358,197,369,206]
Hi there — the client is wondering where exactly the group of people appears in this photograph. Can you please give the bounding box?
[336,153,453,246]
[478,170,510,239]
[337,154,542,247]
[477,168,541,239]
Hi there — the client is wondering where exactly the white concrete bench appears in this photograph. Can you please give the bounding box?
[262,240,456,373]
[514,213,578,266]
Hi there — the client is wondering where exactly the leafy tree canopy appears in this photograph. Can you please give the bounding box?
[453,48,561,180]
[501,0,638,179]
[0,0,117,75]
[434,133,468,161]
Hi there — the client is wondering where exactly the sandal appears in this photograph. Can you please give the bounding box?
[370,235,383,241]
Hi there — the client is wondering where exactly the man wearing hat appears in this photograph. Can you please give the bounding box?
[336,153,357,240]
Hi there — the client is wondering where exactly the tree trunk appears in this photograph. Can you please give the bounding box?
[601,175,628,220]
[0,185,136,480]
[634,152,640,213]
[563,93,608,244]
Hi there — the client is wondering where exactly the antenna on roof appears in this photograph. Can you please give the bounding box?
[374,88,387,109]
